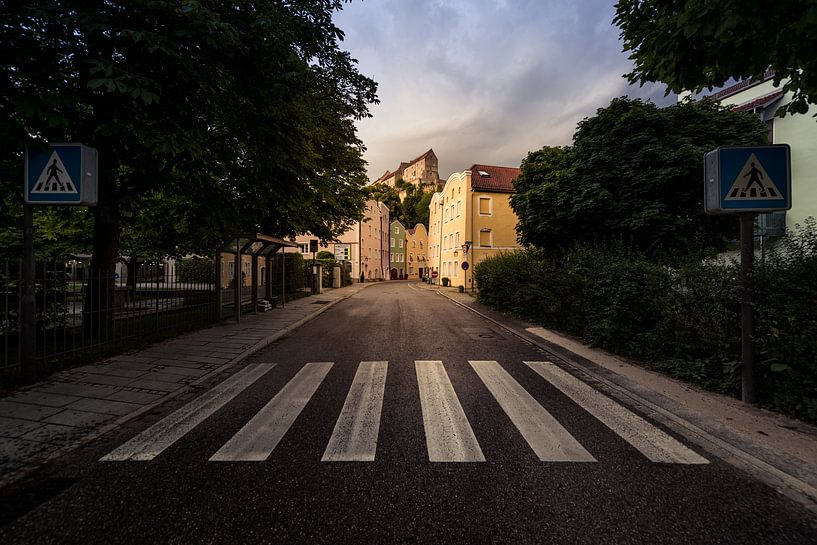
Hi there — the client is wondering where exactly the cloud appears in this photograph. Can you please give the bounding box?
[335,0,673,179]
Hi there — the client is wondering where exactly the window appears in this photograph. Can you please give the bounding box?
[420,242,423,249]
[455,232,460,246]
[391,238,395,247]
[478,197,492,215]
[456,200,461,217]
[228,262,235,278]
[369,225,372,236]
[298,243,309,254]
[479,229,492,247]
[454,260,458,273]
[412,240,416,248]
[399,239,403,248]
[394,226,398,234]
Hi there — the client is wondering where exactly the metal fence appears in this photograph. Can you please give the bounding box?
[1,258,218,384]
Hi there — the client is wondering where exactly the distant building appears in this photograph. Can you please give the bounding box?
[389,220,406,279]
[288,200,390,281]
[372,149,440,197]
[405,223,428,281]
[429,164,522,288]
[691,72,816,233]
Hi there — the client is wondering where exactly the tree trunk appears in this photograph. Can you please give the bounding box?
[127,255,139,297]
[82,182,120,342]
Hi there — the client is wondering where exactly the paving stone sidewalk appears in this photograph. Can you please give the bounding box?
[0,282,371,486]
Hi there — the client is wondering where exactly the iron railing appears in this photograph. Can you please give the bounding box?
[1,258,218,383]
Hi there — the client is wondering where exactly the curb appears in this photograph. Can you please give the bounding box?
[0,284,371,490]
[435,290,817,514]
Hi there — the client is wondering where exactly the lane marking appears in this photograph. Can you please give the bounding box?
[210,362,333,462]
[415,360,485,462]
[322,361,387,462]
[525,361,708,464]
[101,363,275,461]
[469,360,595,462]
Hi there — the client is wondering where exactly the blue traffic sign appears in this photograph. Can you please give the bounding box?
[25,143,97,205]
[704,145,791,214]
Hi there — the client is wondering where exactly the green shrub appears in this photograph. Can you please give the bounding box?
[475,225,817,423]
[176,257,213,282]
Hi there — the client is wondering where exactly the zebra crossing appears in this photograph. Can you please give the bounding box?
[101,360,708,465]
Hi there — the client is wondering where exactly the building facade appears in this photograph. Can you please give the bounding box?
[429,164,522,288]
[693,72,817,232]
[287,200,390,281]
[389,220,406,279]
[405,223,428,281]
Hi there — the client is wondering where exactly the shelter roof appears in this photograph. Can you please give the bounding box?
[219,233,297,256]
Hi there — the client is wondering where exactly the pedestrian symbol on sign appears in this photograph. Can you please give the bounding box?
[725,153,783,201]
[32,151,78,194]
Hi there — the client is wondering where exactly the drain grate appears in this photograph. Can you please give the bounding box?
[311,300,332,305]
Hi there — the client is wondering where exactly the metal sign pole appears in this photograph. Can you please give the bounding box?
[704,144,791,405]
[21,204,37,383]
[739,212,757,404]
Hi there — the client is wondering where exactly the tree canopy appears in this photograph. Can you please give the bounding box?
[511,97,768,260]
[0,1,378,263]
[614,0,817,116]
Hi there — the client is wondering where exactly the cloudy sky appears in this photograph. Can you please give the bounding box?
[333,0,673,181]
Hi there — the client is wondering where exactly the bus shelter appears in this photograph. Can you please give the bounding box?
[216,233,297,322]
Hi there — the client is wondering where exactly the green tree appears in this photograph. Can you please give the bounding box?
[614,0,817,116]
[400,184,433,228]
[511,98,767,260]
[365,184,402,222]
[1,1,377,330]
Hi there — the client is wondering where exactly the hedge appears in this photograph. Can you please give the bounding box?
[474,221,817,423]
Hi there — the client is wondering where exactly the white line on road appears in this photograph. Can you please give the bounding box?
[322,361,388,462]
[101,363,275,461]
[525,361,709,464]
[469,360,596,462]
[415,360,485,462]
[210,362,333,462]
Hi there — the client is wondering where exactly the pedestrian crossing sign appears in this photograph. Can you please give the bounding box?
[25,143,98,205]
[704,144,791,214]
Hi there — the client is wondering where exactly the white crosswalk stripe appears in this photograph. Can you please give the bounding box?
[101,363,275,461]
[210,362,333,462]
[416,360,485,462]
[322,361,387,462]
[525,361,709,464]
[101,359,707,465]
[470,360,596,462]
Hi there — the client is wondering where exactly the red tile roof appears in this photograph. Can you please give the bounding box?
[709,69,776,101]
[731,90,785,112]
[468,164,521,193]
[372,170,393,185]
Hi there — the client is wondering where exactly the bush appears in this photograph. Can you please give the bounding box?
[475,225,817,423]
[176,257,213,282]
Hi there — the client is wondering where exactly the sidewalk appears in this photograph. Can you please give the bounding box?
[429,283,817,511]
[0,282,371,487]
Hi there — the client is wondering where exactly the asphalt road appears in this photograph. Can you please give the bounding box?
[1,282,816,544]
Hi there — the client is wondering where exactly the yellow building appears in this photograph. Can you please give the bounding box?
[428,164,522,288]
[405,223,428,280]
